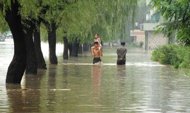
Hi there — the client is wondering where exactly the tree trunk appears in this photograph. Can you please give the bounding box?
[83,43,90,52]
[63,37,69,60]
[34,22,47,69]
[70,38,80,57]
[78,44,83,54]
[68,43,72,57]
[5,0,26,84]
[48,22,57,64]
[24,22,38,75]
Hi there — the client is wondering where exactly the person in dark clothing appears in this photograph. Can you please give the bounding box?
[91,42,103,64]
[117,42,127,65]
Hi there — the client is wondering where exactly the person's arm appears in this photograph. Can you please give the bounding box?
[100,47,103,56]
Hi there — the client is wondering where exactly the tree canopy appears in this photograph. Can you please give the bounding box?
[151,0,190,45]
[0,0,137,43]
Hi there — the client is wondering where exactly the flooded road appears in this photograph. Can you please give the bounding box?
[1,42,190,113]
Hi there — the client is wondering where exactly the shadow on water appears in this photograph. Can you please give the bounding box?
[91,65,102,104]
[47,65,57,112]
[6,70,45,113]
[62,65,69,88]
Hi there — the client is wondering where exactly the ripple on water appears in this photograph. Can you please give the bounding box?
[1,44,190,113]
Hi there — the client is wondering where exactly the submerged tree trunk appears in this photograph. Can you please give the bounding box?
[24,21,38,75]
[63,36,69,60]
[83,43,90,52]
[47,22,57,64]
[5,0,26,84]
[78,44,83,54]
[70,38,80,57]
[68,43,72,57]
[34,22,47,69]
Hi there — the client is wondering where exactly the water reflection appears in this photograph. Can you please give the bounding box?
[116,65,129,111]
[47,65,57,112]
[6,70,45,113]
[116,65,126,78]
[62,65,69,88]
[91,65,102,102]
[6,85,23,113]
[2,42,190,112]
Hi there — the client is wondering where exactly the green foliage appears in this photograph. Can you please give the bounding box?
[0,0,137,43]
[177,28,190,45]
[152,45,190,68]
[60,0,97,42]
[19,0,40,19]
[55,0,137,43]
[0,0,11,33]
[151,0,190,45]
[0,13,9,32]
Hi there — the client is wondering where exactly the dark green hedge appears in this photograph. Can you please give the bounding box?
[152,45,190,68]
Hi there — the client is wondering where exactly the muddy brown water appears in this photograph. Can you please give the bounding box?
[1,42,190,113]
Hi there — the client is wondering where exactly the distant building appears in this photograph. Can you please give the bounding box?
[143,23,168,50]
[131,0,168,50]
[130,30,145,47]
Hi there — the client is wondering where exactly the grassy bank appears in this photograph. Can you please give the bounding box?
[152,45,190,68]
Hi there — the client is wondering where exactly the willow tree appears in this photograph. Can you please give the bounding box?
[20,0,75,64]
[0,14,9,33]
[59,0,137,59]
[20,0,72,66]
[20,0,47,69]
[0,0,138,83]
[95,0,137,42]
[58,0,98,59]
[76,0,138,43]
[20,1,38,74]
[38,0,77,64]
[0,0,45,78]
[6,0,43,75]
[151,0,190,45]
[0,0,27,83]
[0,0,45,83]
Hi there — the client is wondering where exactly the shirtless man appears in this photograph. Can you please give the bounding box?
[91,42,103,64]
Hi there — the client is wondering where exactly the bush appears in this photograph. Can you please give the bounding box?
[179,48,190,68]
[152,45,178,64]
[152,45,190,68]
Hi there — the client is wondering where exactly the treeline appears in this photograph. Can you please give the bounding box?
[0,0,137,84]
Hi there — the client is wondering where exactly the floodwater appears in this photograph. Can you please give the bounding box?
[1,42,190,113]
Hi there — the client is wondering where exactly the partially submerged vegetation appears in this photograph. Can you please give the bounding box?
[151,0,190,69]
[152,45,190,68]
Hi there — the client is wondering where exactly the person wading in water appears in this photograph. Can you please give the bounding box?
[117,42,127,65]
[91,42,103,64]
[94,33,102,47]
